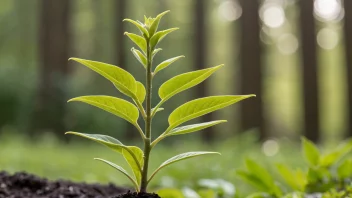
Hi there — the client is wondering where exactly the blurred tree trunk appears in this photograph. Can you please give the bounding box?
[299,0,320,142]
[30,0,71,136]
[344,0,352,137]
[239,0,265,140]
[115,0,136,140]
[194,0,214,142]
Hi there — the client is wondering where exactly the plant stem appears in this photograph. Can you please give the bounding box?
[140,40,153,193]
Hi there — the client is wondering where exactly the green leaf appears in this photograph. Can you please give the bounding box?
[320,139,352,167]
[65,132,124,153]
[123,19,149,38]
[154,56,185,75]
[276,164,305,191]
[245,159,275,190]
[150,28,178,50]
[131,48,147,68]
[94,158,139,191]
[149,10,170,36]
[159,65,223,102]
[152,48,162,59]
[337,159,352,179]
[236,170,268,192]
[135,82,146,103]
[157,188,185,198]
[149,152,219,183]
[68,96,139,125]
[167,120,227,136]
[167,95,255,131]
[122,146,144,186]
[301,137,320,167]
[125,32,147,53]
[69,58,137,98]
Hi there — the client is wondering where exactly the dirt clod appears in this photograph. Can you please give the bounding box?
[114,190,161,198]
[0,171,128,198]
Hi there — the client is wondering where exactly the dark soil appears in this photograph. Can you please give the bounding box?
[0,171,129,198]
[114,191,160,198]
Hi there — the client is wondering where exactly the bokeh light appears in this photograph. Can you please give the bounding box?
[277,33,299,55]
[218,0,242,22]
[314,0,343,22]
[317,28,339,50]
[262,139,280,156]
[260,4,286,28]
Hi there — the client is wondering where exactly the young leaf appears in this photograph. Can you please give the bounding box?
[167,95,255,131]
[245,159,275,190]
[150,28,178,50]
[236,170,268,192]
[68,96,139,125]
[136,82,146,103]
[69,58,137,98]
[148,152,219,183]
[152,48,162,59]
[159,65,223,102]
[337,159,352,179]
[125,32,147,53]
[122,146,144,186]
[123,19,149,38]
[166,120,227,136]
[320,139,352,167]
[65,132,124,153]
[276,164,305,191]
[131,48,147,68]
[94,158,139,191]
[148,10,170,36]
[301,137,320,167]
[154,56,185,75]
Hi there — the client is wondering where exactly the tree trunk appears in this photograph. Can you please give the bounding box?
[31,0,71,136]
[344,0,352,137]
[299,0,320,142]
[239,0,265,140]
[194,0,214,142]
[115,0,136,140]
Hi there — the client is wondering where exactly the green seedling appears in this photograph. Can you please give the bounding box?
[66,11,255,193]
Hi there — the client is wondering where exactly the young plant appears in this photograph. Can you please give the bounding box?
[66,11,255,193]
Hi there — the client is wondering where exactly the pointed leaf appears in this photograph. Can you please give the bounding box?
[167,120,227,136]
[123,19,149,37]
[136,82,146,103]
[320,139,352,167]
[122,146,144,186]
[131,48,147,68]
[159,65,223,102]
[65,132,124,153]
[68,96,139,124]
[69,58,137,98]
[154,56,185,75]
[152,48,162,59]
[150,28,178,50]
[125,32,147,53]
[245,159,275,189]
[149,10,170,36]
[337,159,352,179]
[236,170,268,192]
[301,137,320,167]
[94,158,139,191]
[276,164,305,191]
[168,95,255,130]
[149,152,219,183]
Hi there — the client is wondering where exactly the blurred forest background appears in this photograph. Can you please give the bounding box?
[1,0,352,194]
[0,0,351,144]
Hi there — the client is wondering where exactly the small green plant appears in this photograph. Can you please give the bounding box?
[66,11,254,193]
[236,137,352,197]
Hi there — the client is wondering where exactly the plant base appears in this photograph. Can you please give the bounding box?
[0,171,127,198]
[114,190,160,198]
